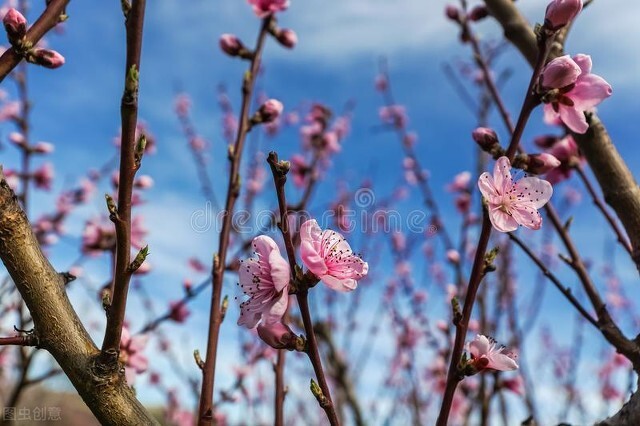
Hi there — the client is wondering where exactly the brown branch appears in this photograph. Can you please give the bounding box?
[0,334,37,346]
[0,168,157,424]
[575,165,632,256]
[0,0,69,82]
[267,151,340,425]
[197,16,273,425]
[100,0,147,366]
[508,233,598,328]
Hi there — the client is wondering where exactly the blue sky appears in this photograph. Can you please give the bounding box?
[2,0,640,423]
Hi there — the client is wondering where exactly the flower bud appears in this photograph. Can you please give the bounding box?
[257,322,297,350]
[527,153,561,174]
[275,28,297,49]
[33,141,54,154]
[468,5,489,21]
[219,33,243,57]
[3,8,27,46]
[256,99,283,124]
[544,0,583,31]
[445,5,460,21]
[472,127,499,150]
[27,48,65,69]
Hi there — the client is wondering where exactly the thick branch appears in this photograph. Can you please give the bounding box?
[0,169,157,425]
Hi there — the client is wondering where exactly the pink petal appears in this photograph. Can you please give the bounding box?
[572,54,592,75]
[511,204,543,230]
[558,105,589,134]
[570,74,612,110]
[488,207,519,233]
[543,104,563,126]
[469,335,491,358]
[514,177,553,209]
[492,157,513,195]
[262,290,289,325]
[320,274,357,292]
[252,235,279,259]
[268,249,290,292]
[487,353,519,371]
[541,55,580,88]
[300,219,329,276]
[478,172,498,200]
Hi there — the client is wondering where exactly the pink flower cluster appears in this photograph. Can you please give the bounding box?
[540,54,611,133]
[467,335,518,372]
[237,220,368,344]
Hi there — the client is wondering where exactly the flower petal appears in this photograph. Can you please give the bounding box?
[488,207,519,233]
[513,177,553,209]
[558,104,589,134]
[570,74,612,110]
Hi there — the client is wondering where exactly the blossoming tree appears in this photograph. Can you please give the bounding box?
[0,0,639,425]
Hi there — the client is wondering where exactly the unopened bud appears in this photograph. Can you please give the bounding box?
[472,127,499,150]
[257,322,298,350]
[252,99,283,125]
[219,33,244,57]
[445,5,460,22]
[3,8,27,46]
[527,153,561,174]
[27,48,65,69]
[544,0,583,31]
[468,5,489,21]
[275,28,297,49]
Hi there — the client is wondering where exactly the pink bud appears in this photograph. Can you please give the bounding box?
[28,48,65,69]
[8,131,25,146]
[540,55,581,89]
[134,175,154,189]
[275,28,297,49]
[219,33,243,57]
[472,127,498,150]
[468,5,489,21]
[257,322,297,350]
[257,99,283,123]
[545,0,583,30]
[527,153,561,174]
[445,5,460,21]
[446,249,461,264]
[3,8,27,45]
[168,301,190,323]
[33,142,54,154]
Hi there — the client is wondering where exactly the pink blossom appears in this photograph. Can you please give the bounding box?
[467,335,518,372]
[33,162,54,190]
[289,154,308,188]
[447,171,471,192]
[374,74,388,92]
[120,327,149,384]
[478,156,553,232]
[174,93,191,117]
[247,0,289,18]
[134,175,154,189]
[8,131,25,146]
[82,217,115,255]
[541,54,612,133]
[237,236,290,329]
[545,135,581,184]
[379,105,407,129]
[472,127,498,150]
[257,99,283,123]
[188,257,208,273]
[300,219,368,292]
[168,301,190,323]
